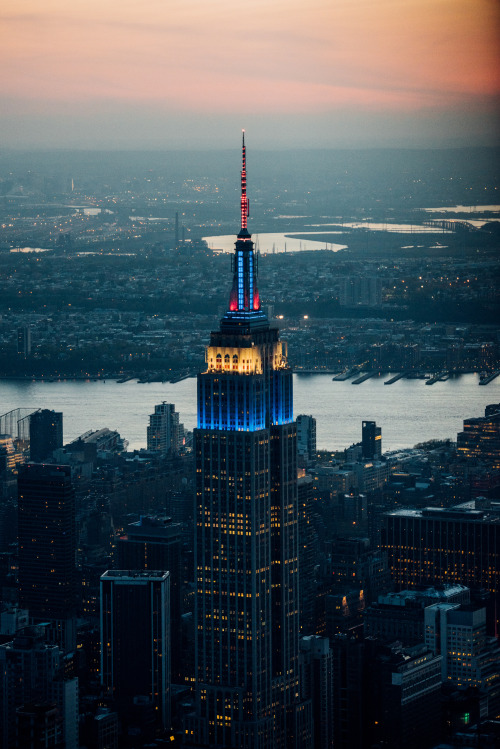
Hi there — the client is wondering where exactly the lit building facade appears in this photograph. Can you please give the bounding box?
[188,135,310,748]
[457,408,500,469]
[382,506,500,597]
[424,602,500,714]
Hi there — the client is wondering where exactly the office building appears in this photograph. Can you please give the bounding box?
[425,603,500,689]
[80,708,119,749]
[297,475,318,635]
[350,459,388,492]
[330,634,365,749]
[331,637,442,749]
[325,536,389,605]
[0,626,61,749]
[147,402,183,455]
[361,420,382,461]
[16,703,63,748]
[17,464,76,653]
[100,570,171,731]
[29,409,63,463]
[188,135,311,748]
[457,407,500,468]
[365,586,470,646]
[0,435,17,474]
[117,515,183,681]
[0,435,19,501]
[366,643,442,749]
[0,608,30,635]
[382,505,500,597]
[50,673,79,749]
[299,637,334,749]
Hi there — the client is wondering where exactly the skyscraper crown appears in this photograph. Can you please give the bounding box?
[222,133,268,331]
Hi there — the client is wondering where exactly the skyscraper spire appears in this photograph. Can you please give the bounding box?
[226,132,263,323]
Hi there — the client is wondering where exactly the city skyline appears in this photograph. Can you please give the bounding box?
[0,127,499,745]
[1,0,499,150]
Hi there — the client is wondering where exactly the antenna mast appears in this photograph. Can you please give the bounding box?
[240,130,249,231]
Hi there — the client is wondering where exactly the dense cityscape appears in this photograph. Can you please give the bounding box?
[0,136,498,749]
[1,148,499,382]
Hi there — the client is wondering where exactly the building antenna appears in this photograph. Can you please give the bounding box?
[241,129,249,231]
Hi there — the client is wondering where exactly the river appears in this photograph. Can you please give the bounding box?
[1,374,498,452]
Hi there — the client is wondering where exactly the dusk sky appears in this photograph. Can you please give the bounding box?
[1,0,499,150]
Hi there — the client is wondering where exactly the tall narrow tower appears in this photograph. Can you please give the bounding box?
[188,135,309,748]
[18,463,76,654]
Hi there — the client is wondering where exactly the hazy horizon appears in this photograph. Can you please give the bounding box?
[2,143,500,154]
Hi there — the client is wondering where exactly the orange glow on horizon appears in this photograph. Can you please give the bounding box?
[2,1,499,107]
[0,0,498,146]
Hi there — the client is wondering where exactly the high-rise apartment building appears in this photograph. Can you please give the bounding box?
[296,414,317,462]
[17,326,31,358]
[188,135,310,748]
[17,464,76,653]
[340,277,382,307]
[29,409,63,463]
[100,570,171,731]
[147,402,182,455]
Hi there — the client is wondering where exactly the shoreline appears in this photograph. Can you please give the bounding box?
[0,368,488,384]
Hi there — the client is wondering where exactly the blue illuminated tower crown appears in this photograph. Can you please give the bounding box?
[221,130,269,332]
[197,133,293,430]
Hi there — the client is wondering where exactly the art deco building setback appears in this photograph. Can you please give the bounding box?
[186,135,311,748]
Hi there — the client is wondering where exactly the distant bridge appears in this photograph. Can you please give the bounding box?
[423,219,477,232]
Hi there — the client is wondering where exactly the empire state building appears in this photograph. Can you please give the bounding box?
[187,135,311,749]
